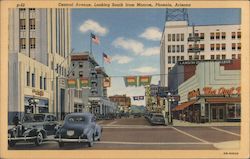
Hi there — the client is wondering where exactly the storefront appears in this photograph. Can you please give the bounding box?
[24,96,49,114]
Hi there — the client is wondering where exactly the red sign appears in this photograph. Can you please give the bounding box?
[188,89,200,99]
[203,87,241,96]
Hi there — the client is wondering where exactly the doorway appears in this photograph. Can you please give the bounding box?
[211,106,224,122]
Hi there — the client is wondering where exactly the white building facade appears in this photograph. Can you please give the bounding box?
[8,8,71,123]
[160,21,241,87]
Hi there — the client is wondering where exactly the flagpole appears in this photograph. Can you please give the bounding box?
[102,53,104,67]
[90,33,92,55]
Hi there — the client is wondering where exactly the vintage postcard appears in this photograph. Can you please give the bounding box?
[0,0,249,159]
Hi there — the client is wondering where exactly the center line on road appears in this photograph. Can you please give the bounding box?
[97,141,212,145]
[210,127,240,137]
[171,127,210,144]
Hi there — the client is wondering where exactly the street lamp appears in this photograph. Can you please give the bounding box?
[167,92,175,125]
[28,97,40,114]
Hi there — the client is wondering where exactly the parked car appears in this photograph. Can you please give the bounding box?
[54,112,102,147]
[149,113,166,125]
[8,113,58,147]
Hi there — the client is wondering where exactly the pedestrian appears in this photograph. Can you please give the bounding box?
[12,113,19,126]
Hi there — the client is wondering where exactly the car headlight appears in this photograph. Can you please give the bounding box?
[67,130,74,136]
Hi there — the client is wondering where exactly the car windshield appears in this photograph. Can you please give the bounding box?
[153,115,164,120]
[67,116,85,123]
[23,114,45,122]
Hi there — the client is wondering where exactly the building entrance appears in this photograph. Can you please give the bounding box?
[211,106,224,121]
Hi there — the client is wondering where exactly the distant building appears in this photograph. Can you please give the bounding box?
[8,8,71,122]
[109,95,131,112]
[160,20,241,87]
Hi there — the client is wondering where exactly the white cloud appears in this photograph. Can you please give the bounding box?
[112,55,133,64]
[142,47,160,56]
[130,66,158,74]
[112,37,160,56]
[79,19,108,36]
[139,27,162,41]
[112,37,144,54]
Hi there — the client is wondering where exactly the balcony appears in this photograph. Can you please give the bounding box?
[187,36,200,42]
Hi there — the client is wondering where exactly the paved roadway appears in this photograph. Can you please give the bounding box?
[9,117,240,150]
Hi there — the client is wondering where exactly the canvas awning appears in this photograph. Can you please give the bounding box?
[172,100,196,111]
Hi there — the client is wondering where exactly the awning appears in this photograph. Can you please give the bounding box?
[206,97,240,103]
[172,100,196,111]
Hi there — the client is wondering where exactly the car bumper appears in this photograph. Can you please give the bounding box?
[54,137,89,143]
[150,121,165,125]
[8,136,37,141]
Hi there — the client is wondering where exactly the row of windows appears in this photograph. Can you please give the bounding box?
[167,45,185,53]
[19,19,35,30]
[51,61,67,77]
[188,44,205,52]
[210,32,241,40]
[167,33,185,42]
[26,72,47,90]
[168,56,185,64]
[20,38,35,49]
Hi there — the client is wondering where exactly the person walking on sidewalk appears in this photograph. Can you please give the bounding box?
[12,113,19,126]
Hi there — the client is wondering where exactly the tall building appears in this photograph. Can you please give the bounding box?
[160,10,241,87]
[8,8,71,122]
[69,53,116,116]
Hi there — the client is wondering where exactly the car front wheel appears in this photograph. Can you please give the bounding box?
[34,132,43,146]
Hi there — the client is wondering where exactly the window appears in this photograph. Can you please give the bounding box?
[30,38,35,49]
[168,45,171,53]
[168,34,171,41]
[44,77,47,90]
[232,43,236,50]
[172,56,176,63]
[200,44,205,51]
[20,19,26,30]
[237,32,241,39]
[172,34,175,41]
[237,43,241,50]
[177,56,180,61]
[72,62,75,67]
[26,72,30,86]
[194,33,199,37]
[181,34,184,41]
[222,43,226,50]
[216,44,220,51]
[216,55,220,60]
[181,45,184,52]
[172,45,175,53]
[79,71,83,77]
[79,62,83,68]
[200,55,205,60]
[20,38,26,49]
[32,73,35,87]
[176,34,180,41]
[40,76,43,89]
[221,32,226,39]
[29,8,35,11]
[216,32,220,39]
[29,19,35,30]
[232,54,236,59]
[210,44,215,51]
[231,32,236,39]
[211,55,215,60]
[176,45,180,52]
[200,33,204,40]
[222,55,226,59]
[189,56,192,60]
[181,56,184,60]
[210,33,214,40]
[20,8,26,11]
[168,57,171,64]
[238,54,241,59]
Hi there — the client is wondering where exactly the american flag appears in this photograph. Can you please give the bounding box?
[103,53,111,63]
[91,33,100,45]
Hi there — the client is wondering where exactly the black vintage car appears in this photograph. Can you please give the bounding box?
[8,113,58,147]
[54,112,102,147]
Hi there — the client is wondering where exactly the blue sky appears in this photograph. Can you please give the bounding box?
[71,8,241,105]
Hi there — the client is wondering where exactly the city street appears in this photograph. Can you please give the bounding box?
[9,117,240,150]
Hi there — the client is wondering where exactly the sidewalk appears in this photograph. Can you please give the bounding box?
[172,119,240,127]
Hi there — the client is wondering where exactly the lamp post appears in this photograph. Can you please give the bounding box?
[28,97,40,114]
[167,92,175,125]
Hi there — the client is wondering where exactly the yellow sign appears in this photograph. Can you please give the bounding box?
[32,89,44,96]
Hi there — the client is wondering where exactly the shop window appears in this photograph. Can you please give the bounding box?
[237,43,241,50]
[29,19,35,30]
[181,33,184,41]
[32,73,35,87]
[222,55,226,59]
[181,45,184,52]
[172,45,175,53]
[210,55,215,60]
[231,32,236,39]
[227,104,240,119]
[172,34,175,41]
[176,34,180,41]
[167,45,171,53]
[172,56,176,63]
[232,54,236,59]
[210,33,214,40]
[221,32,226,39]
[200,44,205,51]
[168,56,171,64]
[30,38,36,49]
[167,34,171,41]
[176,45,180,52]
[216,55,220,60]
[200,33,204,40]
[210,44,215,51]
[20,38,26,50]
[20,19,26,30]
[216,32,220,39]
[232,43,236,50]
[237,32,241,39]
[216,44,220,51]
[26,71,30,86]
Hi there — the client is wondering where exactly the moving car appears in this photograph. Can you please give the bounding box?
[8,113,58,147]
[149,113,166,125]
[54,112,102,147]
